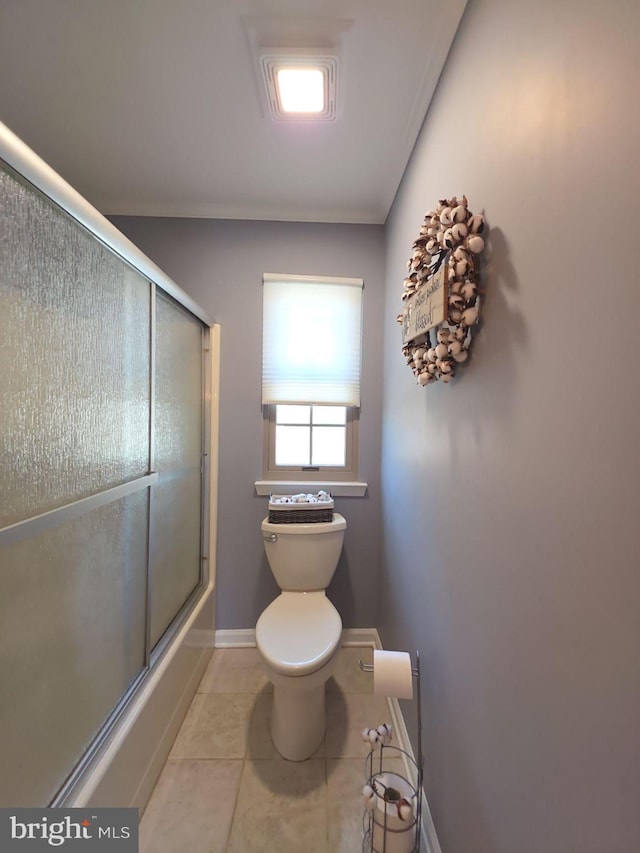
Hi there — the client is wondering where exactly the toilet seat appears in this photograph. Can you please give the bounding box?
[256,591,342,677]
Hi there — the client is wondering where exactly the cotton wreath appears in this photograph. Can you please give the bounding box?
[398,196,486,385]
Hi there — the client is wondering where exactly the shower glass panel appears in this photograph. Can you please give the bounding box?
[0,148,209,808]
[0,490,149,807]
[149,469,202,648]
[149,293,203,649]
[0,168,150,529]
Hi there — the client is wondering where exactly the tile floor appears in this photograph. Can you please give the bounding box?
[140,646,395,853]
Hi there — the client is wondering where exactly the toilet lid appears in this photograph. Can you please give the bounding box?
[256,592,342,677]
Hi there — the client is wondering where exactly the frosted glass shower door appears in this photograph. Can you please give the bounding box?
[0,170,151,527]
[0,493,149,806]
[0,165,151,805]
[0,140,210,808]
[149,292,204,650]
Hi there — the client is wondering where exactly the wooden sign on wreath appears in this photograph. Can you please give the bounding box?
[398,196,485,385]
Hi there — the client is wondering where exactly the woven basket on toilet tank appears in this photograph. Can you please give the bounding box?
[268,493,334,524]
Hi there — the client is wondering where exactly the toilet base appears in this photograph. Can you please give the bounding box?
[259,649,340,761]
[272,682,325,761]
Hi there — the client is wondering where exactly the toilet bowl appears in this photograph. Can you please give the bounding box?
[256,513,346,761]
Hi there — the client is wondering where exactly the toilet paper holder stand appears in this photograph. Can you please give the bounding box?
[359,652,423,852]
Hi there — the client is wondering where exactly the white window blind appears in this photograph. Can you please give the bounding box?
[262,274,363,406]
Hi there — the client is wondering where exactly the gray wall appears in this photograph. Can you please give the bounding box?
[380,2,640,852]
[111,217,385,630]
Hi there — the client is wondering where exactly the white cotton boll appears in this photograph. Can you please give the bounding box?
[376,723,393,743]
[455,259,471,277]
[362,727,373,743]
[451,204,468,223]
[454,326,466,341]
[451,222,468,242]
[467,213,485,234]
[461,306,479,326]
[466,235,485,254]
[461,280,477,301]
[362,785,376,810]
[443,228,455,249]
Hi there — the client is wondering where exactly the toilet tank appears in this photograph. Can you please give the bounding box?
[261,513,346,591]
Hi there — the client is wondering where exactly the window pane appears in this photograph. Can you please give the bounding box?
[276,405,311,425]
[312,405,347,425]
[275,425,310,465]
[312,426,346,466]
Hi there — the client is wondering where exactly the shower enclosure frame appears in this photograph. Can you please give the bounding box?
[0,121,220,810]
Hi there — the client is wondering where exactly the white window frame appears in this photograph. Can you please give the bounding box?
[263,403,359,483]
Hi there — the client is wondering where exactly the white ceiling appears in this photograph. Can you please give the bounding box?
[0,0,466,224]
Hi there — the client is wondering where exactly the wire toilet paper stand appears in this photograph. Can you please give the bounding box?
[358,651,423,853]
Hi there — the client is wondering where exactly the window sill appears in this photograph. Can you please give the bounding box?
[254,480,368,497]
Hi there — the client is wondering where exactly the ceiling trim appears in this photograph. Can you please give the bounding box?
[401,0,468,156]
[101,201,387,225]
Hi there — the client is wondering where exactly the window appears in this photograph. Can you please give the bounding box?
[265,403,358,479]
[262,274,363,482]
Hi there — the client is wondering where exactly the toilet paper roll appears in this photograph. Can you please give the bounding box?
[371,772,416,853]
[373,650,414,700]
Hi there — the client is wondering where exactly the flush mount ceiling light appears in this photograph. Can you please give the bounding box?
[276,68,324,113]
[260,51,338,121]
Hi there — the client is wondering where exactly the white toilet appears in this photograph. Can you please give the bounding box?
[256,513,346,761]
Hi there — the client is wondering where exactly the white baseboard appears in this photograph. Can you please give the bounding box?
[213,627,441,852]
[214,628,257,648]
[214,626,382,649]
[386,695,442,853]
[341,627,382,648]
